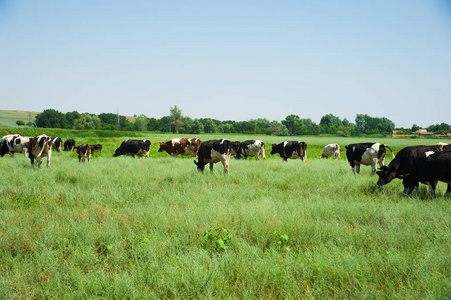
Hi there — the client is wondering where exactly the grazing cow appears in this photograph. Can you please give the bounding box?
[90,144,103,153]
[194,139,232,173]
[230,141,241,157]
[270,141,307,162]
[77,144,92,162]
[377,144,451,193]
[405,151,451,197]
[321,143,340,159]
[0,134,30,157]
[345,143,394,175]
[51,137,62,152]
[27,134,53,168]
[235,140,266,160]
[64,139,76,151]
[113,140,151,157]
[158,138,201,157]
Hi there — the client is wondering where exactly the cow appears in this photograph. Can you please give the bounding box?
[235,140,266,160]
[0,134,30,157]
[64,139,76,151]
[321,143,340,159]
[377,144,451,193]
[404,151,451,198]
[194,139,232,173]
[158,138,201,157]
[345,143,394,175]
[270,141,307,162]
[113,140,151,157]
[230,141,241,157]
[77,144,92,162]
[51,137,62,152]
[90,144,103,153]
[27,134,53,168]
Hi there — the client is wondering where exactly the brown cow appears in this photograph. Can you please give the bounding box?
[77,144,92,162]
[90,144,103,153]
[158,138,202,157]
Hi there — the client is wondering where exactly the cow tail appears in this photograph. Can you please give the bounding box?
[385,144,395,159]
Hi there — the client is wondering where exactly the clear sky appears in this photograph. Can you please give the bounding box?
[1,1,450,128]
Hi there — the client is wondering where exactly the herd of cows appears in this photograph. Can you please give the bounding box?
[1,133,450,197]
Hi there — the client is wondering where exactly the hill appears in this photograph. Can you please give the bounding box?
[0,110,39,127]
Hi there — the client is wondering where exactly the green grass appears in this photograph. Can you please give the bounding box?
[0,135,450,298]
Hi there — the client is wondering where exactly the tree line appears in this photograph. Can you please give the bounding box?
[31,107,449,136]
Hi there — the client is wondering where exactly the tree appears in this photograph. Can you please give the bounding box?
[73,114,101,129]
[203,119,217,133]
[191,119,204,134]
[320,113,342,128]
[337,125,351,137]
[134,114,149,131]
[411,124,420,133]
[65,111,80,128]
[282,114,301,135]
[35,109,68,128]
[16,120,25,126]
[169,105,183,133]
[99,113,118,126]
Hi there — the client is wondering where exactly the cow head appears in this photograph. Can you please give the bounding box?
[0,142,8,157]
[299,142,307,162]
[193,160,204,172]
[113,148,121,157]
[376,165,399,186]
[158,142,168,152]
[270,144,278,155]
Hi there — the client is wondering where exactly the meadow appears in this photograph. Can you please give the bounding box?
[0,132,450,299]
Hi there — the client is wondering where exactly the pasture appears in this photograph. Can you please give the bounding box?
[1,133,450,299]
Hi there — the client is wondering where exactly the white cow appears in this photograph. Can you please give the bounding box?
[321,143,340,159]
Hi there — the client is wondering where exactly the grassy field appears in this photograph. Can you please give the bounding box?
[0,110,38,127]
[1,133,450,298]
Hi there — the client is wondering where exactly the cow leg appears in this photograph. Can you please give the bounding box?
[445,184,451,197]
[221,155,230,174]
[88,154,91,162]
[46,156,51,168]
[209,163,214,172]
[370,160,377,176]
[355,164,361,174]
[427,181,438,198]
[30,155,35,168]
[36,156,42,167]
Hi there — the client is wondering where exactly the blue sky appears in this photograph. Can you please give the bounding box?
[1,1,450,128]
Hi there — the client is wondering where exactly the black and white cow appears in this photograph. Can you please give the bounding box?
[27,134,53,168]
[51,137,62,152]
[270,141,307,162]
[194,139,232,173]
[64,139,76,151]
[405,151,451,197]
[321,143,340,159]
[345,143,394,175]
[113,140,151,157]
[0,134,30,157]
[235,140,266,160]
[377,144,451,193]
